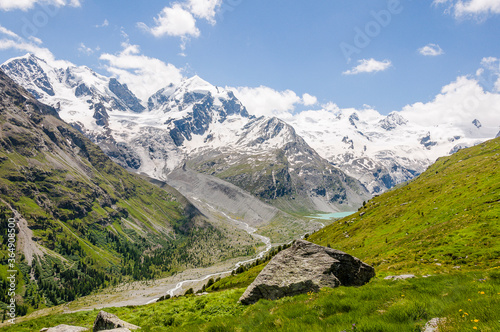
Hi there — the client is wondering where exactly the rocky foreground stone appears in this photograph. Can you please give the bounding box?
[40,325,88,332]
[93,311,140,331]
[40,310,140,332]
[239,240,375,305]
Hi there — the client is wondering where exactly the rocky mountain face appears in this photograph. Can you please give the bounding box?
[0,69,258,309]
[1,54,370,213]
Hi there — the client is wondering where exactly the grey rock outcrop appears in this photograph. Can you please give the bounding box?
[384,274,416,281]
[93,311,140,331]
[239,240,375,305]
[40,325,88,332]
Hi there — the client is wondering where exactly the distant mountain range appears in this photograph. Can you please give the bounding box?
[2,54,497,211]
[286,104,498,194]
[1,54,369,213]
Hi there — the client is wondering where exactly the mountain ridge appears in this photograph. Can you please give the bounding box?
[1,54,370,214]
[4,53,497,200]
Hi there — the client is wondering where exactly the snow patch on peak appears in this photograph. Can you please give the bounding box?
[1,53,35,66]
[180,75,218,95]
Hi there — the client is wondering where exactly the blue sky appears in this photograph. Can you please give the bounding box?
[1,0,500,116]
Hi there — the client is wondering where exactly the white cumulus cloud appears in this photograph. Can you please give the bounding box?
[419,43,444,56]
[138,4,199,39]
[478,56,500,91]
[433,0,500,19]
[230,86,301,118]
[139,0,223,50]
[302,93,318,106]
[0,0,80,11]
[400,75,500,127]
[188,0,222,23]
[229,86,319,117]
[343,58,392,75]
[99,42,184,102]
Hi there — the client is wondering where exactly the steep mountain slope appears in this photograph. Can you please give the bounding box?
[182,114,369,214]
[0,69,257,311]
[309,136,500,273]
[287,108,498,194]
[1,55,370,213]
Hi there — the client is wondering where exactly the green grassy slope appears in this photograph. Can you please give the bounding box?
[5,271,499,331]
[309,137,500,274]
[0,70,255,315]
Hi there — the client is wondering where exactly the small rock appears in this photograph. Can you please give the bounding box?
[41,325,88,332]
[93,311,140,331]
[100,329,132,332]
[384,274,416,280]
[423,317,446,332]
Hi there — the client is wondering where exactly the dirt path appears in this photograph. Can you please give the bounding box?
[1,199,44,266]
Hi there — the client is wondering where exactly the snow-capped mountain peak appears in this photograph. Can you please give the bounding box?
[1,54,145,133]
[379,112,408,131]
[181,75,217,93]
[1,53,371,213]
[2,52,497,205]
[286,102,497,193]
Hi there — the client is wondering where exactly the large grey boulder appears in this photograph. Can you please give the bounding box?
[239,240,375,305]
[93,311,140,331]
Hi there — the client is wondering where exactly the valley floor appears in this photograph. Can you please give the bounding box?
[0,255,252,327]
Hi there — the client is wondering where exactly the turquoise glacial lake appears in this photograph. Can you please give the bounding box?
[308,211,356,220]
